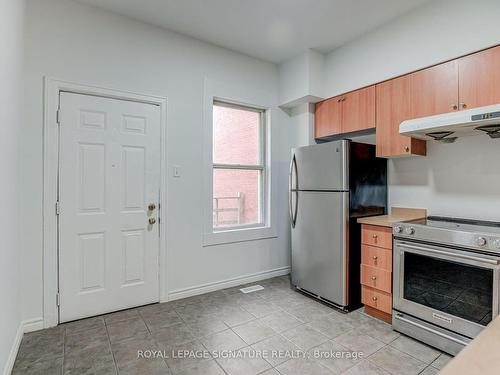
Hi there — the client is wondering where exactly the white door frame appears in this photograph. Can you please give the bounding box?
[43,77,168,328]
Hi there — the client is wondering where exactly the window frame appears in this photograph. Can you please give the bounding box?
[202,78,277,247]
[212,100,267,231]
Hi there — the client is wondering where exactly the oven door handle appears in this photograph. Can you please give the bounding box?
[394,313,470,346]
[397,243,500,265]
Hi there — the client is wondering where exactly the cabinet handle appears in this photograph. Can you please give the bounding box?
[372,256,378,262]
[372,234,378,239]
[371,276,377,281]
[342,97,346,102]
[461,103,467,109]
[372,296,378,301]
[404,146,410,152]
[452,104,458,110]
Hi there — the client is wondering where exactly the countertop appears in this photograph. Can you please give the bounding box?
[357,207,427,227]
[440,315,500,375]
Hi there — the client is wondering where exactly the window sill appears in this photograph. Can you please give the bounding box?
[202,225,277,247]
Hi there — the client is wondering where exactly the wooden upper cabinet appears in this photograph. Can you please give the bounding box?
[459,45,500,110]
[410,60,459,118]
[314,86,375,139]
[376,75,426,158]
[317,46,500,150]
[315,96,342,138]
[342,85,376,133]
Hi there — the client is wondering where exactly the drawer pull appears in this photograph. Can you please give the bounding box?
[372,296,378,301]
[372,256,378,262]
[372,234,378,239]
[371,276,377,281]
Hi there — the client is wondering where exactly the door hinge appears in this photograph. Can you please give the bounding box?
[56,293,60,307]
[55,201,60,215]
[56,107,61,125]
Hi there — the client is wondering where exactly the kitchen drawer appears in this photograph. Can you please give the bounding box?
[361,264,392,293]
[361,245,392,271]
[361,224,393,249]
[362,286,392,315]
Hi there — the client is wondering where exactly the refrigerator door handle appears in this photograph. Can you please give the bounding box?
[289,155,298,228]
[293,190,298,227]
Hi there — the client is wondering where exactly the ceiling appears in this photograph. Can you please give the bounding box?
[75,0,432,63]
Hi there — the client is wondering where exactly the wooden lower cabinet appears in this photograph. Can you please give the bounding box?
[361,224,393,249]
[361,265,392,293]
[361,245,392,270]
[361,286,392,316]
[361,224,393,323]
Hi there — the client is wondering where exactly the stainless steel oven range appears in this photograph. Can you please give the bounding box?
[392,216,500,355]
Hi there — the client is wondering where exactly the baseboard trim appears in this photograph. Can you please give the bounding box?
[3,323,23,375]
[23,318,44,333]
[2,317,45,375]
[167,266,291,301]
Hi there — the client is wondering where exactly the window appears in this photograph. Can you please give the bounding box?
[212,101,266,231]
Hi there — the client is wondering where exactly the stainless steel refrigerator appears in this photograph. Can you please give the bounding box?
[290,140,387,310]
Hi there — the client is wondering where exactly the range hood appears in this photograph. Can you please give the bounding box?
[400,104,500,143]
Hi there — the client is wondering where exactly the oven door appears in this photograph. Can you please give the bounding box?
[394,239,500,339]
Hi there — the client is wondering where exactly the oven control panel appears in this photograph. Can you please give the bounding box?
[393,223,500,253]
[494,239,500,249]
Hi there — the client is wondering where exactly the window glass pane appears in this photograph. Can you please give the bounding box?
[213,168,261,228]
[213,104,261,165]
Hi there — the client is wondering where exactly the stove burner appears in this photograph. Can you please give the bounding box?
[425,131,457,143]
[427,216,500,228]
[475,124,500,139]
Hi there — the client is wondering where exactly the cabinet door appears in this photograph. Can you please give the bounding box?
[315,96,342,139]
[342,85,376,133]
[376,76,426,157]
[410,60,459,118]
[459,46,500,110]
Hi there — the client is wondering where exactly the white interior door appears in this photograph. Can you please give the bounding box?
[58,92,161,323]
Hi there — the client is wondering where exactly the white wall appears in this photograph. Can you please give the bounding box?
[278,50,325,107]
[0,0,24,372]
[22,0,298,323]
[321,0,500,221]
[324,0,500,97]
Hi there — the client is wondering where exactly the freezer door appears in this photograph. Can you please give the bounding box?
[291,191,348,306]
[292,141,348,191]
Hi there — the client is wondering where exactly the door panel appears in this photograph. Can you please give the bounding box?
[315,96,343,138]
[410,60,459,118]
[59,92,161,322]
[375,76,426,157]
[293,141,348,191]
[459,46,500,110]
[291,191,348,306]
[342,85,376,133]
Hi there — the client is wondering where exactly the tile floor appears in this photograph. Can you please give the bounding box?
[12,276,452,374]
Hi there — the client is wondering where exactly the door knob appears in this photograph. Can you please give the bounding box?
[148,217,157,225]
[148,203,156,211]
